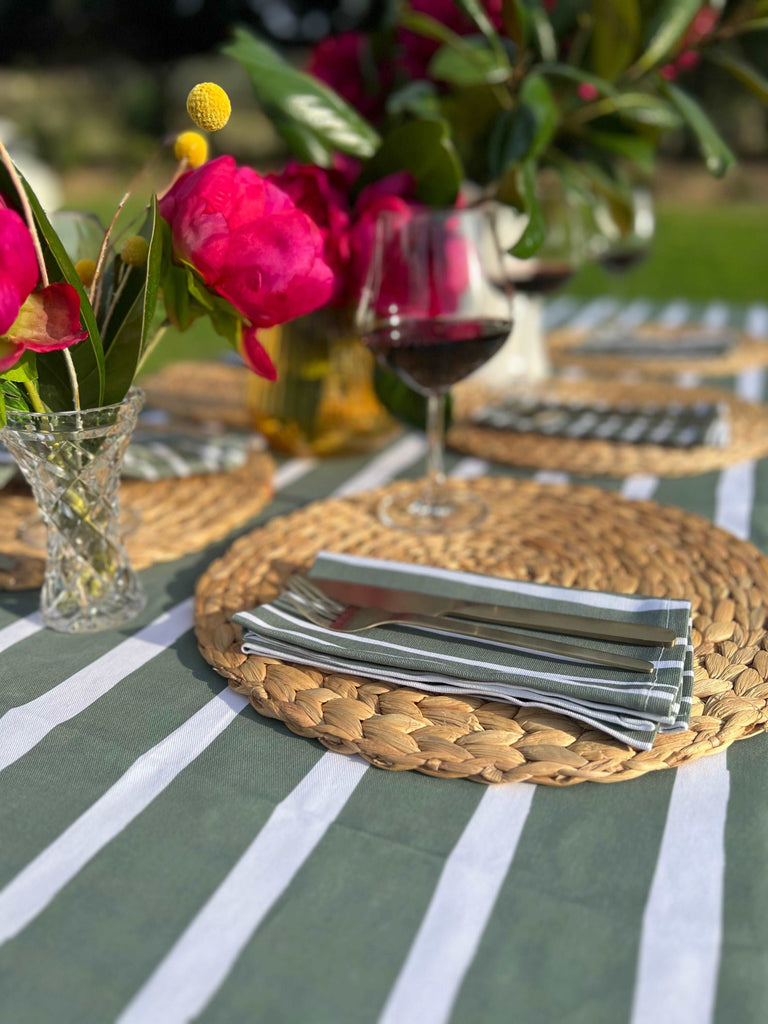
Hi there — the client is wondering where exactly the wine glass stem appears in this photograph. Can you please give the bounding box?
[424,391,447,510]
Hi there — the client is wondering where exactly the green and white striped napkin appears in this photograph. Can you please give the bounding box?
[235,552,694,751]
[0,430,258,488]
[471,395,730,448]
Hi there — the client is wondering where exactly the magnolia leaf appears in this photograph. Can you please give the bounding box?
[486,106,537,179]
[453,0,509,61]
[706,48,768,105]
[0,378,30,426]
[49,210,105,264]
[356,119,463,207]
[2,349,37,384]
[661,80,736,177]
[510,161,546,257]
[429,38,510,86]
[265,108,334,166]
[224,27,380,159]
[585,129,655,170]
[501,0,527,48]
[387,81,444,121]
[608,92,682,128]
[519,73,558,158]
[525,1,557,61]
[591,0,641,81]
[633,0,701,75]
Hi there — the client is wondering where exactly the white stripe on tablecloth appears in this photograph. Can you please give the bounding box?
[714,368,765,540]
[745,304,768,338]
[630,755,730,1024]
[534,470,569,486]
[333,433,428,497]
[0,612,43,654]
[617,299,654,328]
[0,688,249,945]
[378,784,536,1024]
[621,476,659,501]
[569,297,620,330]
[0,599,195,773]
[273,457,317,490]
[116,753,368,1024]
[656,300,691,328]
[451,457,490,479]
[675,371,701,389]
[542,297,578,330]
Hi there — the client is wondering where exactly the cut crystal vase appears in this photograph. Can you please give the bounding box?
[2,389,146,633]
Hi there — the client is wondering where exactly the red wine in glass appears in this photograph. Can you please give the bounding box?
[598,248,649,273]
[363,318,511,395]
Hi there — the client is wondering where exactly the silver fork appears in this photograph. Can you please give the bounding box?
[283,575,655,675]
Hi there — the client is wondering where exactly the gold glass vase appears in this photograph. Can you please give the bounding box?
[247,309,397,456]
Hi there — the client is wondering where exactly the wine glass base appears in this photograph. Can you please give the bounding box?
[377,486,487,532]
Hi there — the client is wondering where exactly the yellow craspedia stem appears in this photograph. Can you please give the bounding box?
[120,236,150,267]
[186,83,231,132]
[174,131,208,168]
[74,258,97,288]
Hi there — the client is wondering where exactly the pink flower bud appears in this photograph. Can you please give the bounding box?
[578,83,600,102]
[676,50,701,72]
[660,64,678,81]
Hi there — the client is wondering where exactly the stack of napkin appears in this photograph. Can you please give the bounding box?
[575,328,736,359]
[235,552,694,751]
[472,395,730,447]
[0,430,259,489]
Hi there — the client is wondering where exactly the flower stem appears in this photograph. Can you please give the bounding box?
[63,350,81,411]
[135,323,169,377]
[23,380,46,414]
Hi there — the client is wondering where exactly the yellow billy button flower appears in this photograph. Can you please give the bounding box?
[74,258,97,288]
[174,131,208,168]
[186,83,231,132]
[120,236,150,268]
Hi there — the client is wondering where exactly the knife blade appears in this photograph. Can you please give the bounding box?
[310,577,677,648]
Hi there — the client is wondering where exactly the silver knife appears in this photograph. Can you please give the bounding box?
[310,577,677,648]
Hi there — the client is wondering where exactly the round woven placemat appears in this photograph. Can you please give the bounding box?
[548,324,768,378]
[0,450,274,591]
[142,361,252,429]
[449,378,768,478]
[195,477,768,786]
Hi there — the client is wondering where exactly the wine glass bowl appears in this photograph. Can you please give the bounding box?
[356,205,513,531]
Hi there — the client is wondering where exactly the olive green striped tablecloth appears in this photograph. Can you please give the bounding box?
[1,298,768,1024]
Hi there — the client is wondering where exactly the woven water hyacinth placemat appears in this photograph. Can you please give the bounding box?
[142,361,252,429]
[548,324,768,378]
[449,378,768,478]
[195,477,768,786]
[0,451,274,591]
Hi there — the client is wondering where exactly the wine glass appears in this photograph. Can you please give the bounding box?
[356,205,513,531]
[596,186,655,273]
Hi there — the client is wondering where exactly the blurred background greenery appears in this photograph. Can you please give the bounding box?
[1,0,766,371]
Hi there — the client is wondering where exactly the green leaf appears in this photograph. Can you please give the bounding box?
[265,108,334,166]
[387,81,444,121]
[501,0,528,49]
[49,210,105,264]
[633,0,700,75]
[584,128,655,170]
[429,38,511,86]
[223,26,380,159]
[0,378,31,426]
[525,1,557,61]
[519,73,558,158]
[2,349,37,384]
[510,161,546,257]
[706,48,768,105]
[453,0,509,61]
[486,106,537,179]
[537,62,618,96]
[660,79,736,177]
[101,196,164,404]
[356,120,463,207]
[590,0,641,81]
[607,92,682,128]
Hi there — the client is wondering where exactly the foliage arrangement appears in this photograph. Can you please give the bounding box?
[226,1,768,257]
[0,83,336,424]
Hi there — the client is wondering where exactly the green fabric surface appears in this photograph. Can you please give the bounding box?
[1,298,767,1024]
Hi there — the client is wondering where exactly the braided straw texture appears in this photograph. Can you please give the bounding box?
[0,451,273,591]
[449,378,768,478]
[195,477,768,786]
[143,361,252,429]
[548,325,768,378]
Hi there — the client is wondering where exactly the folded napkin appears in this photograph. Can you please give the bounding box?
[471,395,730,448]
[0,430,257,489]
[575,328,736,359]
[235,552,694,750]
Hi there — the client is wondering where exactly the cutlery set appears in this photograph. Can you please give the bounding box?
[283,573,676,675]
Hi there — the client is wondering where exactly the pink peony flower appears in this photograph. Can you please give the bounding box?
[267,162,353,306]
[307,32,392,124]
[159,156,335,379]
[0,199,87,372]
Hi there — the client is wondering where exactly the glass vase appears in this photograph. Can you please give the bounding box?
[2,389,146,633]
[247,308,397,456]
